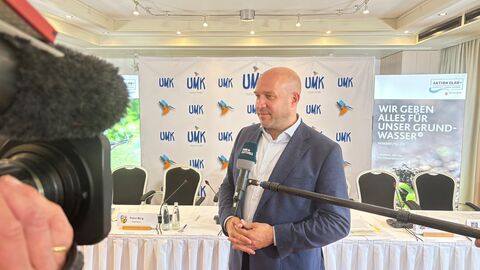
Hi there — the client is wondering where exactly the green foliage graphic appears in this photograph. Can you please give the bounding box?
[104,99,141,169]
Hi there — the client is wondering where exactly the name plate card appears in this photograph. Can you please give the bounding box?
[117,212,158,230]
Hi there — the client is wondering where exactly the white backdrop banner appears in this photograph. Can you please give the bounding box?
[139,57,375,204]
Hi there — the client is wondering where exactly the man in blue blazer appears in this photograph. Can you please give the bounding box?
[218,67,351,270]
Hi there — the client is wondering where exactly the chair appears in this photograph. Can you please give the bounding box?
[112,165,148,205]
[163,165,202,205]
[407,171,457,210]
[357,170,399,209]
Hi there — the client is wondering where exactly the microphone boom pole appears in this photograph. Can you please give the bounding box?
[249,180,480,239]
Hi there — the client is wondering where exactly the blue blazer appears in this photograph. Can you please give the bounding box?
[218,122,351,270]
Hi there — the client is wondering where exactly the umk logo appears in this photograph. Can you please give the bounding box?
[187,72,206,90]
[189,159,205,169]
[246,104,256,114]
[218,131,233,142]
[218,77,234,88]
[304,71,325,90]
[158,77,175,88]
[187,126,207,144]
[188,104,204,115]
[242,66,260,89]
[336,132,352,142]
[337,77,354,88]
[159,131,175,141]
[305,104,322,115]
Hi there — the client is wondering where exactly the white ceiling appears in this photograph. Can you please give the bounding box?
[29,0,480,58]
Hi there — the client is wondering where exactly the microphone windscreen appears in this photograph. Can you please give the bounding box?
[0,35,129,141]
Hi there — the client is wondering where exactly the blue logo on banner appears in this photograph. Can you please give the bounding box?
[218,77,234,88]
[305,104,322,115]
[337,77,354,88]
[336,132,352,142]
[242,72,260,89]
[305,75,325,90]
[218,131,233,142]
[187,127,207,144]
[188,105,204,115]
[247,104,256,114]
[187,74,206,90]
[158,77,175,88]
[189,159,205,169]
[159,131,175,141]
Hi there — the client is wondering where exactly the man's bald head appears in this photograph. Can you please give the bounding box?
[258,67,302,95]
[254,67,302,139]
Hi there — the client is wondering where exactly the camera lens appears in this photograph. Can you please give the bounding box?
[0,141,83,220]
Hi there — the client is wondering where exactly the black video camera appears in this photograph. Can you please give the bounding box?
[0,137,112,245]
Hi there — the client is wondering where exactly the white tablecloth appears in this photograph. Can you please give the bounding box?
[324,210,480,270]
[80,206,480,270]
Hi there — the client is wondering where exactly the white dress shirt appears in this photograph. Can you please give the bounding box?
[242,116,301,222]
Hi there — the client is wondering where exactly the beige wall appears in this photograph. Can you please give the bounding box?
[380,51,441,75]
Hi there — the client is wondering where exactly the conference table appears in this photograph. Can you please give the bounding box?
[79,205,480,270]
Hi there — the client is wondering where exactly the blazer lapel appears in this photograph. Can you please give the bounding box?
[254,122,311,215]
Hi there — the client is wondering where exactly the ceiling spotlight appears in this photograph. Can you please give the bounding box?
[296,16,301,27]
[176,31,182,35]
[240,9,255,21]
[438,12,447,16]
[133,2,140,16]
[202,16,208,27]
[65,14,73,19]
[326,30,332,34]
[404,30,409,34]
[249,30,255,35]
[362,5,370,14]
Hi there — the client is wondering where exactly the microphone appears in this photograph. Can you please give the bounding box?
[231,141,257,215]
[0,6,129,245]
[140,190,160,204]
[158,179,189,225]
[205,180,219,203]
[250,180,480,239]
[0,34,129,141]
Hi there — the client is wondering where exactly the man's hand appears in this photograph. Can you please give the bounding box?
[226,217,256,254]
[0,175,73,270]
[237,220,274,250]
[475,239,480,247]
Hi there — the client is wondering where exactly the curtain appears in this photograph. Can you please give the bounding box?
[439,38,480,205]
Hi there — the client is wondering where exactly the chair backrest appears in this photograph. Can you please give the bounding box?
[112,165,147,205]
[163,165,201,205]
[357,170,398,209]
[413,171,456,210]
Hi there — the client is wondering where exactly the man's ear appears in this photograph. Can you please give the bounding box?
[291,92,300,106]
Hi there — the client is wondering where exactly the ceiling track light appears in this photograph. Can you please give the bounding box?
[202,16,208,27]
[133,0,140,16]
[362,1,370,15]
[296,15,301,27]
[132,0,370,21]
[240,9,255,21]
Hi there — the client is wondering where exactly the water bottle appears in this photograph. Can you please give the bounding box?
[161,205,171,231]
[172,202,180,230]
